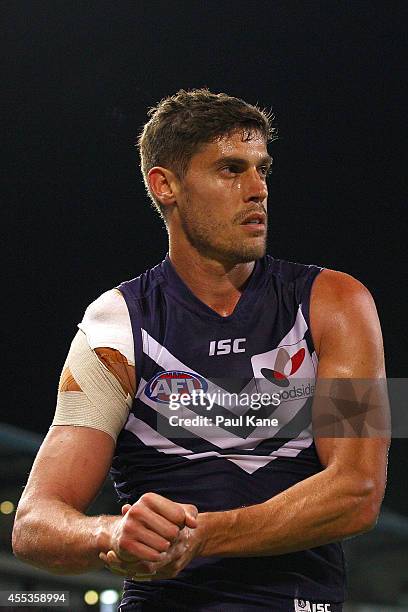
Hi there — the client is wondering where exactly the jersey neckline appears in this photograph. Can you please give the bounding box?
[159,253,268,321]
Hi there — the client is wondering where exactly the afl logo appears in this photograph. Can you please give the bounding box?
[145,370,208,404]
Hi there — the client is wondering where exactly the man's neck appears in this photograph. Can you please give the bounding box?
[168,246,255,318]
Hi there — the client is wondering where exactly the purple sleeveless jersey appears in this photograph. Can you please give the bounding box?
[111,254,345,609]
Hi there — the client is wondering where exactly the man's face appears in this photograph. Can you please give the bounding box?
[173,130,271,265]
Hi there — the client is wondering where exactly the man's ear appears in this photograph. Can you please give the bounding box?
[148,167,179,208]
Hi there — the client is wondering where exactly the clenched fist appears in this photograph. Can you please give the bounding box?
[100,492,198,579]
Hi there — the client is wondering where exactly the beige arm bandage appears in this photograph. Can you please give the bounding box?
[52,330,132,442]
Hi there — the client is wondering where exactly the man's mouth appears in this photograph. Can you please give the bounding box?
[240,212,266,226]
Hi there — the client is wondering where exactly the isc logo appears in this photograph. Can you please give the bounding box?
[209,338,246,356]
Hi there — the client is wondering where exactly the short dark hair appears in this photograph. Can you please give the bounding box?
[138,88,277,218]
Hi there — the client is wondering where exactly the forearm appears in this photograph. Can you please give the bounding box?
[12,499,119,574]
[198,466,378,557]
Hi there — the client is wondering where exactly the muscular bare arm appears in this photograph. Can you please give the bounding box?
[12,426,119,573]
[192,271,390,559]
[12,346,196,574]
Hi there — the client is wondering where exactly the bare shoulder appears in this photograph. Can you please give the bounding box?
[312,268,375,310]
[311,269,379,333]
[310,269,384,373]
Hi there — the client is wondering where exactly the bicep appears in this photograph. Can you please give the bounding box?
[311,270,390,489]
[20,426,115,512]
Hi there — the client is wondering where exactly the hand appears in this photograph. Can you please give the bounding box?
[100,493,198,579]
[149,521,202,579]
[101,522,202,580]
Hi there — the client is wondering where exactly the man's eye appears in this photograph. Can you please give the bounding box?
[259,166,272,177]
[222,166,240,174]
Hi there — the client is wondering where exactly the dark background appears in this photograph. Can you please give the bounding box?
[3,1,407,513]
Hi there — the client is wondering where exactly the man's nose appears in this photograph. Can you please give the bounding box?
[243,169,268,203]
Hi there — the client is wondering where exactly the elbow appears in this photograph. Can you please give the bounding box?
[347,479,384,536]
[12,516,65,574]
[354,501,381,535]
[12,504,38,564]
[12,516,27,561]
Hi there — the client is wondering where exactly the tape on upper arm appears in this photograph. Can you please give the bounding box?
[52,330,132,442]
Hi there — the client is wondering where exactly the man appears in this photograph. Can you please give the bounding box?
[13,89,389,611]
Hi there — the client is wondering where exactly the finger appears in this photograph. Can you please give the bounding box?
[107,548,172,570]
[107,549,162,570]
[121,503,132,516]
[116,537,166,563]
[99,553,129,577]
[100,550,127,572]
[105,549,167,571]
[119,523,171,558]
[166,536,190,561]
[106,550,121,564]
[125,504,182,543]
[101,550,159,577]
[138,492,187,528]
[181,504,198,528]
[99,551,108,564]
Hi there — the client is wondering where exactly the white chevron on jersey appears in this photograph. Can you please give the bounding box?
[139,378,246,448]
[280,305,318,375]
[139,374,312,449]
[123,316,317,472]
[125,413,313,475]
[138,322,315,443]
[140,328,260,416]
[125,413,193,455]
[279,305,308,347]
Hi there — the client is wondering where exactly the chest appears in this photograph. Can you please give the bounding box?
[137,285,317,404]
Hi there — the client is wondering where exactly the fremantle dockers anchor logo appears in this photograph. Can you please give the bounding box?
[261,347,306,387]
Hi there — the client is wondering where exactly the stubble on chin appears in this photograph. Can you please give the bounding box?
[233,239,267,263]
[182,216,267,264]
[179,193,267,264]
